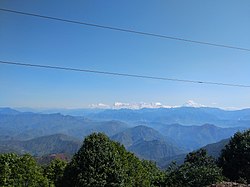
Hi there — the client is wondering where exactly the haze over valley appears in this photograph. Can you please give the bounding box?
[1,106,248,168]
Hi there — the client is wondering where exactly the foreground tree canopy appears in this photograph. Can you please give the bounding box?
[218,129,250,183]
[165,149,223,187]
[62,132,164,187]
[44,158,67,187]
[0,153,49,187]
[0,130,249,186]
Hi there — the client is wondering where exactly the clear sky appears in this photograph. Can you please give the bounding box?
[1,0,250,109]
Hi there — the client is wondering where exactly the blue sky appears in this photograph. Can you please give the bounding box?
[1,0,250,109]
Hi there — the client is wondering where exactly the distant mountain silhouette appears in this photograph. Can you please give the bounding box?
[128,139,182,161]
[87,107,250,127]
[0,107,20,115]
[0,134,81,156]
[111,125,184,164]
[203,138,230,158]
[159,138,231,169]
[111,125,166,148]
[0,112,128,140]
[156,123,244,151]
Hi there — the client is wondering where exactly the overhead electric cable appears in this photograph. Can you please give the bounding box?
[0,8,250,52]
[0,60,250,88]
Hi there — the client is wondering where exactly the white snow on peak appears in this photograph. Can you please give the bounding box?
[112,102,176,109]
[89,103,110,109]
[90,100,206,110]
[182,100,205,108]
[90,102,177,110]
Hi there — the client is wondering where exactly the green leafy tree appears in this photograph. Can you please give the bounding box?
[0,153,49,187]
[44,158,67,187]
[62,133,125,186]
[119,152,156,187]
[218,130,250,183]
[165,149,223,187]
[62,132,163,187]
[141,160,165,186]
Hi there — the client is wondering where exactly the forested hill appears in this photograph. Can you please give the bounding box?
[0,111,128,140]
[0,107,248,168]
[0,134,82,156]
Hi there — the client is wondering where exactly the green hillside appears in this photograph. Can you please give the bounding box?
[0,134,82,156]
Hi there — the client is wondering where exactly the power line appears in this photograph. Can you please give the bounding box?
[1,60,250,88]
[0,8,250,52]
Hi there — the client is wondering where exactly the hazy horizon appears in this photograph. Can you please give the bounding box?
[1,100,249,111]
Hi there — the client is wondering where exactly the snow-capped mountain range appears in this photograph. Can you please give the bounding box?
[89,100,204,109]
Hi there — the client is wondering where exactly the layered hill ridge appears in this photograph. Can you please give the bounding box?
[87,107,250,127]
[157,123,244,151]
[0,112,128,140]
[0,134,82,156]
[128,139,182,161]
[111,125,166,148]
[0,107,20,115]
[203,138,230,158]
[111,125,184,162]
[159,137,232,168]
[0,107,249,167]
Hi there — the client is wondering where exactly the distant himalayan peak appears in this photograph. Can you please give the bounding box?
[182,100,206,108]
[89,100,205,110]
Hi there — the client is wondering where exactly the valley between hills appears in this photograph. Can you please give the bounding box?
[0,106,248,168]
